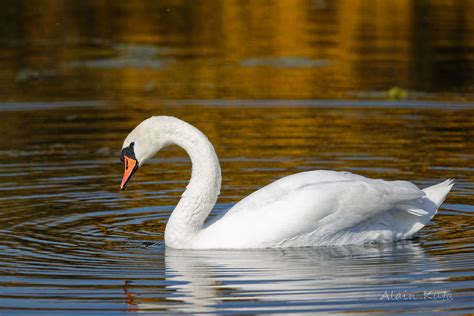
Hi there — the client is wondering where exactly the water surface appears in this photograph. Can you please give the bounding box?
[0,1,473,314]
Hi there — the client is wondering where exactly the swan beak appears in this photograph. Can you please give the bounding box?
[121,156,138,190]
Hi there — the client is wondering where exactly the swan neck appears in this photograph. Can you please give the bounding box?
[162,118,221,248]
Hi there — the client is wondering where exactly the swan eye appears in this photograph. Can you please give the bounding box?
[120,142,137,163]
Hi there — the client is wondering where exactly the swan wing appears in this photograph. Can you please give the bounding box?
[225,170,362,215]
[201,170,425,248]
[226,170,422,217]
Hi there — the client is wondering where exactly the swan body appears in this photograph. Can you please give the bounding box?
[120,116,453,249]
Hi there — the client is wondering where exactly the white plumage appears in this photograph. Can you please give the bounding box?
[121,116,453,249]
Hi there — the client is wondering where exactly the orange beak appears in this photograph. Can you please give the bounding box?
[121,155,138,190]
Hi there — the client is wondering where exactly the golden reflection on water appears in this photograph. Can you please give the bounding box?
[1,1,474,100]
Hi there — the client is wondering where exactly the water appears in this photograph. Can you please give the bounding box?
[1,1,474,314]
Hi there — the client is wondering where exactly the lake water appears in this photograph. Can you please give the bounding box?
[0,1,473,315]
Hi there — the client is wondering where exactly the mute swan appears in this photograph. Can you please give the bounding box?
[120,116,453,249]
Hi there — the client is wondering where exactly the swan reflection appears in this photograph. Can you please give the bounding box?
[126,242,440,314]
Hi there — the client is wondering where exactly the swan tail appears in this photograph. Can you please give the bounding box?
[390,179,454,239]
[422,178,455,208]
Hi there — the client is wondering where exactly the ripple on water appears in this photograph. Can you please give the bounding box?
[1,199,473,314]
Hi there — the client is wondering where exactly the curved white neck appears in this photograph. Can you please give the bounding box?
[156,118,221,248]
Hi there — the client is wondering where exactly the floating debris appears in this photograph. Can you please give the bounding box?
[388,86,408,100]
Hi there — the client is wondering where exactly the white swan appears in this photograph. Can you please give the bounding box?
[120,116,453,249]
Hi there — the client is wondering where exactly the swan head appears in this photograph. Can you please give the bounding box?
[120,117,167,190]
